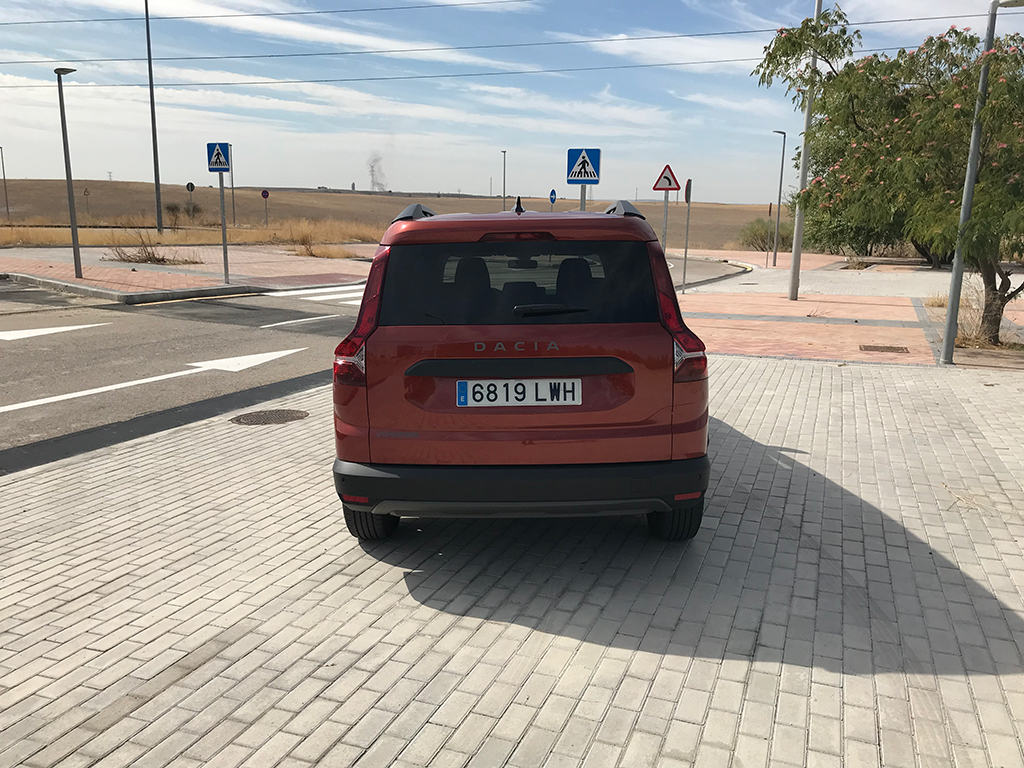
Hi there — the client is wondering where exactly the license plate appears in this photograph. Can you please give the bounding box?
[457,379,582,407]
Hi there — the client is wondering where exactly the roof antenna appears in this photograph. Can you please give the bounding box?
[513,196,525,214]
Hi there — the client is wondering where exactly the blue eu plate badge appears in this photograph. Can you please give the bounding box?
[457,381,469,407]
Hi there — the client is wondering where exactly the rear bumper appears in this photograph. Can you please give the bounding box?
[333,456,710,518]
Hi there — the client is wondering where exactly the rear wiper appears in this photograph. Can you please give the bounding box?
[513,303,590,317]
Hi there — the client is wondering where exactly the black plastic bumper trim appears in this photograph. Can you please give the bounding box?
[333,455,710,517]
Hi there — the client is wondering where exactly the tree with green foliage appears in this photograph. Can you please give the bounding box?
[755,7,1024,344]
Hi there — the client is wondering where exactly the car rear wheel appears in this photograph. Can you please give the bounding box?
[344,507,399,540]
[647,499,702,541]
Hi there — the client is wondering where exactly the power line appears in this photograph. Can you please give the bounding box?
[1,11,1020,68]
[0,47,913,90]
[0,0,533,27]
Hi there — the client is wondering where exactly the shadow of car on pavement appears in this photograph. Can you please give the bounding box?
[357,416,1024,679]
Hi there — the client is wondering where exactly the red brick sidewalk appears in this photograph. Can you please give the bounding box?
[679,293,936,365]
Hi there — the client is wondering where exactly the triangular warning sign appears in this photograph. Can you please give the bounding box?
[568,149,599,181]
[209,145,229,169]
[652,164,681,191]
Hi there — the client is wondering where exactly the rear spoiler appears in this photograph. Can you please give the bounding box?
[603,200,645,219]
[392,204,437,223]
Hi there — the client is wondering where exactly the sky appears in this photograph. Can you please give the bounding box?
[2,0,1023,205]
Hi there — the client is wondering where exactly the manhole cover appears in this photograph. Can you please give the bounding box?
[859,345,909,354]
[230,409,309,425]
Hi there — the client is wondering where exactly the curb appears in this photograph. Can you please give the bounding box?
[0,272,271,305]
[674,261,753,291]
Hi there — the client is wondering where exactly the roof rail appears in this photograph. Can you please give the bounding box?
[392,203,437,223]
[603,200,646,219]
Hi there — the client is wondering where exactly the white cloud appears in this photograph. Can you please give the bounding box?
[43,0,533,69]
[556,29,774,75]
[675,91,785,117]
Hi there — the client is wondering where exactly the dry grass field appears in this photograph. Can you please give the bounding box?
[0,179,785,250]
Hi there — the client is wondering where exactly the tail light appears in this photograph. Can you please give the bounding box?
[648,243,707,382]
[334,247,390,387]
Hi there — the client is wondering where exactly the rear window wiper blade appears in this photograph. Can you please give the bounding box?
[513,303,590,317]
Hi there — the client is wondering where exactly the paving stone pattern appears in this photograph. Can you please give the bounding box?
[1,356,1024,767]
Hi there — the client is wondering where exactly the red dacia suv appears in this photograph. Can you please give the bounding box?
[332,199,709,541]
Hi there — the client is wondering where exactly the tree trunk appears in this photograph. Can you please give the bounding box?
[911,238,941,269]
[976,253,1007,346]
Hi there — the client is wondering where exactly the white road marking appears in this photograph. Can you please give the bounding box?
[343,301,362,306]
[266,284,365,298]
[0,348,306,414]
[259,314,341,329]
[0,323,110,341]
[305,291,366,302]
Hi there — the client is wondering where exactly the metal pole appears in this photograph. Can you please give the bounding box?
[661,189,669,249]
[580,185,586,212]
[773,130,786,267]
[501,150,506,211]
[144,0,163,234]
[941,0,1002,364]
[219,172,229,283]
[788,0,823,300]
[55,70,83,279]
[264,197,268,227]
[229,143,236,225]
[682,198,692,294]
[0,147,9,220]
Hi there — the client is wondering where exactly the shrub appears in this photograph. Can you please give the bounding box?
[739,218,794,252]
[164,202,181,230]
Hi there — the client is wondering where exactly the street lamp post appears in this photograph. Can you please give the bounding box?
[55,68,83,279]
[0,146,9,220]
[501,150,507,211]
[772,130,786,267]
[940,0,1024,364]
[789,0,824,300]
[144,0,163,234]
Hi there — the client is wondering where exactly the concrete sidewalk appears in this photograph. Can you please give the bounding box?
[1,356,1023,768]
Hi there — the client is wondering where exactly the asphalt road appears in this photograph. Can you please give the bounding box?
[0,282,362,467]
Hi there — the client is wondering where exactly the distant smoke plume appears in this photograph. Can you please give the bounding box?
[368,153,387,192]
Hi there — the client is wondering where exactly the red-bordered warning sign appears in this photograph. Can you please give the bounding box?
[652,164,681,191]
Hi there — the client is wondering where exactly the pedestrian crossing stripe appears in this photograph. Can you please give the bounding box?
[266,283,366,305]
[567,149,599,181]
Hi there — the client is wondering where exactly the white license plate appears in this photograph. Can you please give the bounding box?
[457,379,582,407]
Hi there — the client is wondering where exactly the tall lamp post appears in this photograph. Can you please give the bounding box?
[789,0,824,300]
[144,0,163,233]
[0,146,9,220]
[772,130,786,267]
[55,68,83,279]
[940,0,1024,364]
[501,150,507,211]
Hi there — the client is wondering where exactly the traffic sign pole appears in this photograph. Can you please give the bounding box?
[219,172,229,283]
[262,190,269,227]
[661,190,669,250]
[682,188,692,295]
[580,185,586,212]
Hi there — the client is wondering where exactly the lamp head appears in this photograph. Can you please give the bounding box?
[999,0,1024,7]
[54,67,76,76]
[773,130,786,136]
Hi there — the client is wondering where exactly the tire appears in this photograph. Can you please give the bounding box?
[344,507,399,540]
[647,498,703,541]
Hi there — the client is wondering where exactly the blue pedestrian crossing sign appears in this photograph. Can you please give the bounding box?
[207,143,230,173]
[549,189,557,205]
[566,148,600,185]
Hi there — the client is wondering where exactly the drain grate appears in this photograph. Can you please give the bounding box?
[859,344,909,354]
[230,409,309,426]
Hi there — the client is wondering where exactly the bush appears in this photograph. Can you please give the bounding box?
[164,202,181,230]
[739,218,794,252]
[184,201,202,222]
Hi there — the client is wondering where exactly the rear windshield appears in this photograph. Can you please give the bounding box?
[378,240,658,325]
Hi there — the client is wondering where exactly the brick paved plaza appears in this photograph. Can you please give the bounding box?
[2,356,1023,767]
